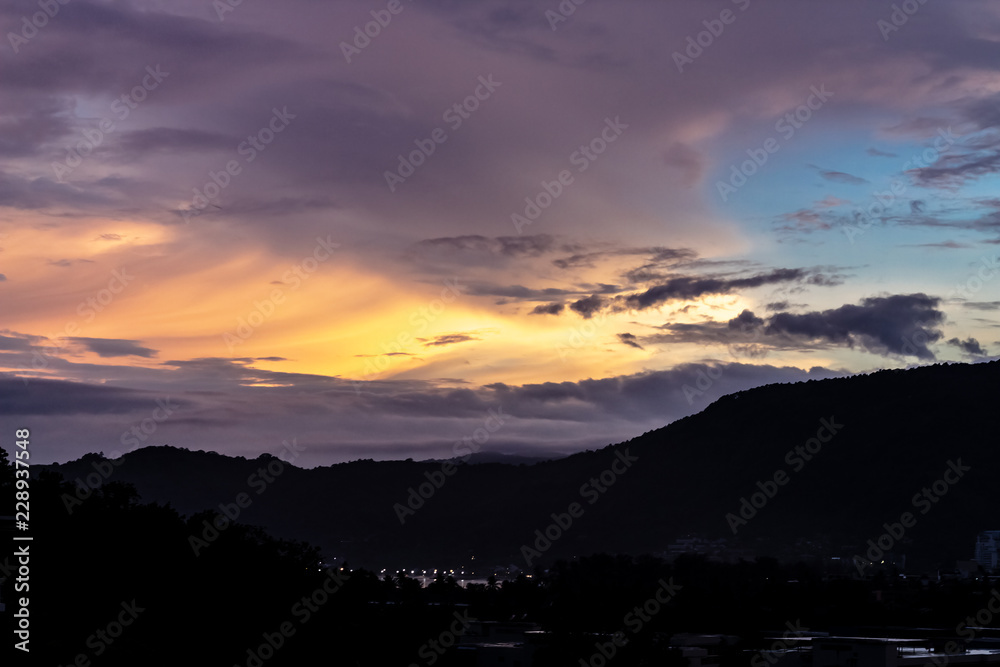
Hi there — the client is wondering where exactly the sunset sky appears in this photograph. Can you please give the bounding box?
[2,0,999,466]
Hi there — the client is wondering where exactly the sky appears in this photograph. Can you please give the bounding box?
[2,0,1000,467]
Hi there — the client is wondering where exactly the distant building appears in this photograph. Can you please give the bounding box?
[973,531,1000,571]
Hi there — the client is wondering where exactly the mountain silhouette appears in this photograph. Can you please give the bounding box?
[40,360,999,571]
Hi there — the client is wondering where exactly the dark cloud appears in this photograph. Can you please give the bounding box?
[529,303,564,315]
[570,295,605,319]
[647,321,742,347]
[911,148,1000,188]
[466,283,575,299]
[766,301,790,312]
[907,100,1000,188]
[894,198,1000,238]
[814,167,869,186]
[0,99,75,158]
[0,170,114,210]
[647,296,947,361]
[589,283,626,294]
[622,268,811,311]
[728,309,765,331]
[553,246,696,271]
[776,209,832,232]
[481,362,845,423]
[867,148,898,158]
[0,332,44,352]
[904,241,970,249]
[0,1,302,96]
[423,333,479,347]
[806,274,846,287]
[963,301,1000,311]
[66,337,157,358]
[355,352,414,357]
[963,93,1000,131]
[415,235,556,257]
[48,258,93,267]
[174,196,338,224]
[617,333,643,350]
[947,337,986,356]
[764,293,945,359]
[0,377,181,415]
[113,127,237,159]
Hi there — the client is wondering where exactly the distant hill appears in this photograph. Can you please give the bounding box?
[40,361,1000,571]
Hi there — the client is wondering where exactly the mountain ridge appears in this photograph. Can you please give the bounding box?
[40,360,1000,571]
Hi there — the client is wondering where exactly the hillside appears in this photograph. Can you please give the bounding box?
[41,361,999,571]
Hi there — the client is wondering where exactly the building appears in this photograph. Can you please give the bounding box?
[974,531,1000,572]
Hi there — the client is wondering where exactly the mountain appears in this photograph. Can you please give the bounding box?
[40,360,999,571]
